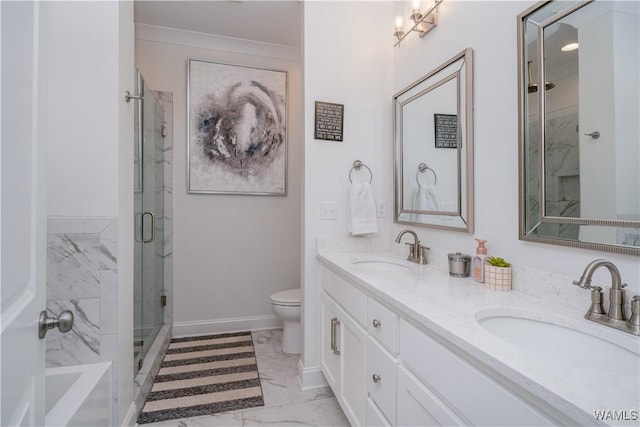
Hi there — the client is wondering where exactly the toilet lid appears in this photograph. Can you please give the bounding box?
[270,288,301,305]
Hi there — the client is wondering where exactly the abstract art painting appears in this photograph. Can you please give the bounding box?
[188,59,287,195]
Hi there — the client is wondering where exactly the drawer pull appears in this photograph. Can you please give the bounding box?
[330,317,341,355]
[372,319,382,328]
[372,373,382,383]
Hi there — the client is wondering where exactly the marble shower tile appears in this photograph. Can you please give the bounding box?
[47,233,102,300]
[99,220,118,270]
[100,270,118,335]
[156,90,174,333]
[242,397,349,426]
[46,298,100,366]
[48,217,115,234]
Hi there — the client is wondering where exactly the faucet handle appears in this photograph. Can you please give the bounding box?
[628,296,640,327]
[586,286,606,316]
[417,245,429,265]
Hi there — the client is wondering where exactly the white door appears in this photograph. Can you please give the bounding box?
[1,1,48,425]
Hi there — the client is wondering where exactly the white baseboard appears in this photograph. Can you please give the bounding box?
[121,401,137,427]
[297,360,328,391]
[172,314,282,338]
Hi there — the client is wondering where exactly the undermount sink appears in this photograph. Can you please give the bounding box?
[476,309,640,376]
[351,257,413,274]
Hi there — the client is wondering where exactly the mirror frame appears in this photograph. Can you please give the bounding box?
[393,48,474,232]
[517,0,640,255]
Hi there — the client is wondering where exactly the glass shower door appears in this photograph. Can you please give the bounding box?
[134,72,165,374]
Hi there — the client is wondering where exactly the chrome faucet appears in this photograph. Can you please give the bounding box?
[395,229,429,265]
[573,259,640,335]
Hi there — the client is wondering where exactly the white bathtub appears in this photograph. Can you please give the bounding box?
[45,362,112,427]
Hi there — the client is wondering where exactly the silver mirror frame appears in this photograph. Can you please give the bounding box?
[393,48,474,232]
[517,0,640,256]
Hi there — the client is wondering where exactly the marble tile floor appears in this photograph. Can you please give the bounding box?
[138,329,349,427]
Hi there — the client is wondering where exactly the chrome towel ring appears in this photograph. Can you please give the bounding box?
[416,163,437,186]
[349,160,373,184]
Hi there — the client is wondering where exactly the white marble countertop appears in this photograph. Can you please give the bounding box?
[317,250,640,426]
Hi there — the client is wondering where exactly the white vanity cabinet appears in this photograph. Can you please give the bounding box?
[320,268,367,426]
[399,319,558,426]
[319,263,568,427]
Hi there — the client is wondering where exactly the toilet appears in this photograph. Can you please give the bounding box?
[270,288,302,354]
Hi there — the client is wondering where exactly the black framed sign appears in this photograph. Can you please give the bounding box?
[314,101,344,141]
[434,113,458,148]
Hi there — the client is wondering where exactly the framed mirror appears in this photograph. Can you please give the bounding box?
[518,1,639,255]
[394,48,474,232]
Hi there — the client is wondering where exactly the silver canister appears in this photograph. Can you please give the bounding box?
[448,252,471,277]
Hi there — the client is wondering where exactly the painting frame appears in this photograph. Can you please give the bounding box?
[187,59,288,195]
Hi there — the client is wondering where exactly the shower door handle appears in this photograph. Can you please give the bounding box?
[142,211,155,243]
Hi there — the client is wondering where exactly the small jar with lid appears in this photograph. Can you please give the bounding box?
[448,252,471,277]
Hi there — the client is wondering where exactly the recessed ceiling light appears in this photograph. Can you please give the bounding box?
[561,42,579,52]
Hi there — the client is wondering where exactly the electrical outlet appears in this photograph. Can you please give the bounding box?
[320,201,338,220]
[376,201,386,218]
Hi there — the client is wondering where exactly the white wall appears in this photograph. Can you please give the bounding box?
[301,0,638,384]
[302,1,394,386]
[46,2,121,217]
[135,26,302,334]
[392,1,639,286]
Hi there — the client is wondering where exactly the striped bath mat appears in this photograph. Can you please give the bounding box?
[137,331,264,424]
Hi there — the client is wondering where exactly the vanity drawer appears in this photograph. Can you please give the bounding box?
[321,266,366,327]
[366,398,391,427]
[397,365,466,426]
[366,336,397,425]
[399,320,556,426]
[367,297,398,354]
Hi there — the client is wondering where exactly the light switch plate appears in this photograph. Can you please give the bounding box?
[376,201,386,218]
[320,201,338,220]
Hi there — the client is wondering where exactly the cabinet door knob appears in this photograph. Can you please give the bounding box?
[372,319,382,328]
[372,373,381,383]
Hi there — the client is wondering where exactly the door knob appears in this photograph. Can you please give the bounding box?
[38,310,74,339]
[372,319,382,328]
[372,373,382,383]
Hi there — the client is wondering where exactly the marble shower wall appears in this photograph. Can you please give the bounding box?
[46,217,118,368]
[526,110,580,239]
[152,90,173,326]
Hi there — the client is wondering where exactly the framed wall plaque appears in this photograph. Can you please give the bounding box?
[434,113,458,148]
[314,101,344,141]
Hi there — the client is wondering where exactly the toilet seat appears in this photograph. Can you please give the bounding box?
[270,288,301,306]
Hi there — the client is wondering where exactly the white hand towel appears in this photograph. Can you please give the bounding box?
[347,183,378,236]
[413,185,440,211]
